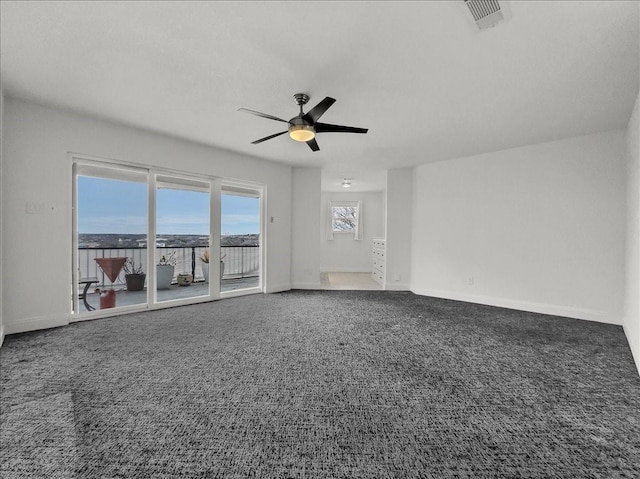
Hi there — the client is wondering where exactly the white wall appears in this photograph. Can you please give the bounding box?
[2,97,292,334]
[411,130,627,324]
[624,91,640,371]
[291,167,321,289]
[320,190,384,273]
[0,90,4,346]
[385,168,412,290]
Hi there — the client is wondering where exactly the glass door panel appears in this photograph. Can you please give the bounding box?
[155,177,210,303]
[220,187,261,293]
[74,166,148,314]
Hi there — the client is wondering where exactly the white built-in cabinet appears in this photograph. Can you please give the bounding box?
[372,238,386,287]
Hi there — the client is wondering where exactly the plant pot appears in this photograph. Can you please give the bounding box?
[202,262,209,283]
[156,265,175,290]
[202,262,224,283]
[99,289,116,309]
[177,273,193,286]
[125,273,146,291]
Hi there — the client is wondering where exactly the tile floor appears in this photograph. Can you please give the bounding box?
[320,272,382,290]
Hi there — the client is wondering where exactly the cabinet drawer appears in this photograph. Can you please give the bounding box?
[372,238,386,286]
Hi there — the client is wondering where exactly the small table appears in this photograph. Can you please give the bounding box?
[79,277,99,311]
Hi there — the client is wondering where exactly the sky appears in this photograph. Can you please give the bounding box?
[78,177,260,235]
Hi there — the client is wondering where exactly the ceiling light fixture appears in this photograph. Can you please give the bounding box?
[289,124,315,142]
[342,178,352,188]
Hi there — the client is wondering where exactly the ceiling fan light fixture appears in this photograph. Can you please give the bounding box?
[289,124,315,142]
[240,94,367,151]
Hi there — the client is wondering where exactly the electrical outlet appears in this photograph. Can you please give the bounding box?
[467,275,474,285]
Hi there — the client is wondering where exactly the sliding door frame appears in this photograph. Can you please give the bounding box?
[153,172,215,306]
[70,153,264,322]
[219,180,265,299]
[72,157,151,319]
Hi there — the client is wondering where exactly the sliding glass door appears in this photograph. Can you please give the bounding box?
[155,176,211,303]
[73,163,149,313]
[72,159,263,318]
[220,185,262,294]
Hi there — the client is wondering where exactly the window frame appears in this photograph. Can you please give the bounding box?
[327,200,362,241]
[330,203,359,234]
[70,154,266,321]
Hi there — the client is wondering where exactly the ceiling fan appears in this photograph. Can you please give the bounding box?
[238,93,368,152]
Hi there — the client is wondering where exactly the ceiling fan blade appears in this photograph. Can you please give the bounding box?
[306,138,320,151]
[238,108,290,124]
[251,131,288,144]
[315,122,368,134]
[303,97,336,123]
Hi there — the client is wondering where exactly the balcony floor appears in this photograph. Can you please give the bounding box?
[80,277,259,312]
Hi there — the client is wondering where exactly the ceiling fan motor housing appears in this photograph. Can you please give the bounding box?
[289,93,315,141]
[289,116,315,142]
[289,116,313,128]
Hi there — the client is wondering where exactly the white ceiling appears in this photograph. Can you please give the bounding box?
[1,1,638,192]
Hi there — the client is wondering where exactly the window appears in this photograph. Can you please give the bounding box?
[331,205,358,232]
[327,200,363,240]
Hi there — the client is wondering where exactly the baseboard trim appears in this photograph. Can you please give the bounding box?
[320,268,371,273]
[291,281,322,290]
[411,288,619,325]
[384,282,410,291]
[623,323,640,376]
[4,314,70,335]
[265,283,291,294]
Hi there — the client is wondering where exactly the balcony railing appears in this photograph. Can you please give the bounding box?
[78,245,260,287]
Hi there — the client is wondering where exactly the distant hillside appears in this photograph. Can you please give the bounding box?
[79,234,259,248]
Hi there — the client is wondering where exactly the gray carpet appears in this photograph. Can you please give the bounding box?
[1,290,639,478]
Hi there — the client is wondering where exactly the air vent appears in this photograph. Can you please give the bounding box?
[464,0,505,30]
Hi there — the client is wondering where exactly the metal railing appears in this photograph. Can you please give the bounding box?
[78,245,260,287]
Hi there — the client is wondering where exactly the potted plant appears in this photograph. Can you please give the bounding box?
[123,257,146,292]
[200,249,225,283]
[156,252,176,290]
[177,272,193,286]
[200,248,210,283]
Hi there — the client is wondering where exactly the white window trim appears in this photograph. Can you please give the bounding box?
[326,200,363,241]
